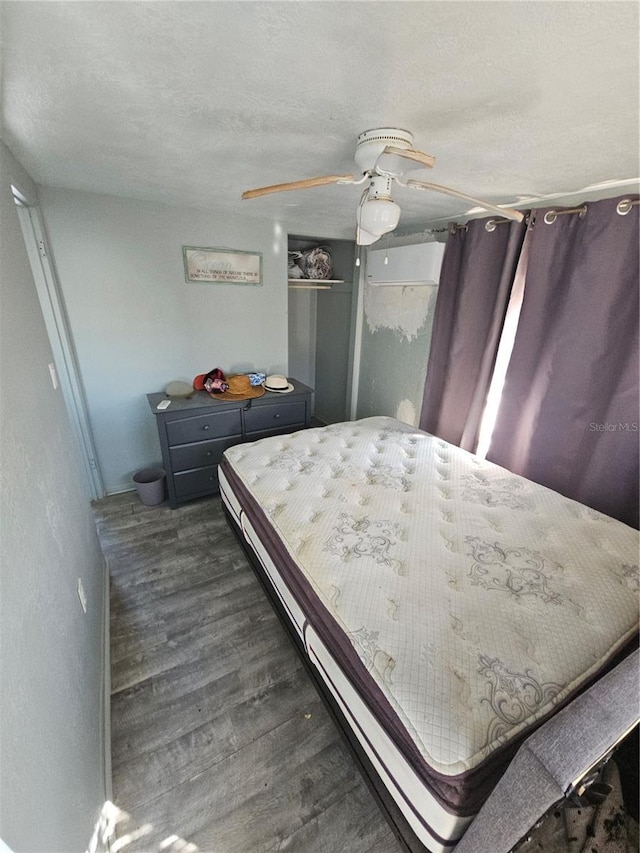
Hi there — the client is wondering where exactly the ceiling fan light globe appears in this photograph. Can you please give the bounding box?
[356,226,380,246]
[358,198,401,236]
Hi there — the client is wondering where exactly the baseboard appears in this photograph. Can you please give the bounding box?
[102,486,135,497]
[83,556,116,853]
[101,557,113,805]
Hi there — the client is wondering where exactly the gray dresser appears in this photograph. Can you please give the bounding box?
[148,378,313,508]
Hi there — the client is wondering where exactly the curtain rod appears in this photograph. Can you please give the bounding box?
[485,217,524,232]
[434,198,639,234]
[544,198,640,223]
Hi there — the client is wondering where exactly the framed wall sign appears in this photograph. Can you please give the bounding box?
[182,246,262,285]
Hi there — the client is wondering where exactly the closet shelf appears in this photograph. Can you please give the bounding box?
[288,278,345,289]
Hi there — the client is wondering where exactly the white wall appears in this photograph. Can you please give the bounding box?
[38,188,289,493]
[288,289,317,391]
[0,142,107,851]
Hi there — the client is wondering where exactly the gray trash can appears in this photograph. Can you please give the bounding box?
[133,467,166,506]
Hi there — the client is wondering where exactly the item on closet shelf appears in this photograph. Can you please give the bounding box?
[288,251,305,278]
[288,247,333,279]
[209,374,265,401]
[248,372,266,386]
[165,381,194,398]
[300,246,332,279]
[263,374,295,393]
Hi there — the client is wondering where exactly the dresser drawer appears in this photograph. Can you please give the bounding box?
[166,409,241,446]
[170,436,239,473]
[244,401,306,435]
[173,464,220,498]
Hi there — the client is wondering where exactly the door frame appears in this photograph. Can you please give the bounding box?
[12,185,104,500]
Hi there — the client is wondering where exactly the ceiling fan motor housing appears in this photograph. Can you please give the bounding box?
[354,127,414,174]
[367,175,394,199]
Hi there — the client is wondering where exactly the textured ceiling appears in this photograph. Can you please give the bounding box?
[1,1,639,238]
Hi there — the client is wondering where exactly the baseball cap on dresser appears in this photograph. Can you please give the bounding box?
[263,375,294,394]
[194,368,227,393]
[193,373,207,391]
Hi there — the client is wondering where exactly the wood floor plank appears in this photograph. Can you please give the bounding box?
[111,617,299,766]
[95,491,398,853]
[110,582,278,693]
[109,550,252,615]
[266,782,405,852]
[110,565,260,641]
[111,554,259,614]
[112,608,291,719]
[123,706,359,852]
[113,662,316,811]
[364,830,406,853]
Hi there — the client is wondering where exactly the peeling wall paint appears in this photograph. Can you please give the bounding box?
[356,285,439,424]
[364,283,437,342]
[396,398,417,426]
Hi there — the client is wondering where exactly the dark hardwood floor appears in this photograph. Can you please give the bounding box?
[93,492,402,853]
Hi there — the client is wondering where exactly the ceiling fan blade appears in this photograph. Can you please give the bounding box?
[242,174,355,200]
[406,180,524,222]
[382,146,436,169]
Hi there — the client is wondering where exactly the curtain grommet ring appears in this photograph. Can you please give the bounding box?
[485,220,497,232]
[617,199,633,216]
[544,205,587,225]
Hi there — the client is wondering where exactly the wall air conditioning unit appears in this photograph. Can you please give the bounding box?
[366,242,445,287]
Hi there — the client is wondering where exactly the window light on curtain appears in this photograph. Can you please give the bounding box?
[419,216,527,452]
[420,195,639,528]
[487,196,639,528]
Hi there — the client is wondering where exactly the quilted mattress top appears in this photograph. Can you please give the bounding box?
[223,417,639,777]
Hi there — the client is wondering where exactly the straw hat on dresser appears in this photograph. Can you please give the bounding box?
[208,373,265,401]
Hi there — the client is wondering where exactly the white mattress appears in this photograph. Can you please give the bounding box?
[219,417,639,850]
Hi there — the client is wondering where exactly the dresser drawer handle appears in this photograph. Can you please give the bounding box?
[206,451,213,457]
[203,424,210,431]
[209,475,215,481]
[274,413,281,419]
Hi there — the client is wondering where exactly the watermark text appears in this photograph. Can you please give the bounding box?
[589,422,638,432]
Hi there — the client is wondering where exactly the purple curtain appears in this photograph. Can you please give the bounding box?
[487,196,639,528]
[420,217,527,450]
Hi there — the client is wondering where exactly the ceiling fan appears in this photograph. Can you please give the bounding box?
[242,128,524,245]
